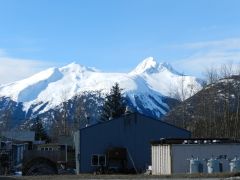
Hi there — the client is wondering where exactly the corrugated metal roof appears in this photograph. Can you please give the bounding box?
[151,138,240,145]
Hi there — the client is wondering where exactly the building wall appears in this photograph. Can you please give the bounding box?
[172,144,240,174]
[152,143,240,175]
[76,113,190,173]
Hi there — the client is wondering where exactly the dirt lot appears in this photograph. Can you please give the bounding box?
[1,173,240,180]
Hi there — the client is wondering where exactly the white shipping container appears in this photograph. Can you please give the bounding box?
[152,145,171,175]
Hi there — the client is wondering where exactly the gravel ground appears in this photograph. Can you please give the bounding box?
[1,174,240,180]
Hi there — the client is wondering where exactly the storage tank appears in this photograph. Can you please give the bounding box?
[188,157,203,174]
[229,157,240,172]
[207,158,220,173]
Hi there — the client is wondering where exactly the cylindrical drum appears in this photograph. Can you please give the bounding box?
[207,158,220,173]
[230,157,240,172]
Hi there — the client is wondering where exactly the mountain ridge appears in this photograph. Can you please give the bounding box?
[0,57,202,128]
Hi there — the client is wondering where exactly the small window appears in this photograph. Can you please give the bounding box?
[99,155,106,166]
[49,147,53,151]
[41,147,44,151]
[91,155,98,166]
[91,154,106,166]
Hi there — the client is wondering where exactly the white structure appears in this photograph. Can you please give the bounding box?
[151,139,240,175]
[229,157,240,172]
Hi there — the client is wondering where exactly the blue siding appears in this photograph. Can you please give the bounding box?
[78,113,190,173]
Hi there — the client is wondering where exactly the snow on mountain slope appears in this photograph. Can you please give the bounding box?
[0,57,202,117]
[130,57,201,99]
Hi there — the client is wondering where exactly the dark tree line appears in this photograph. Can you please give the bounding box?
[48,90,105,141]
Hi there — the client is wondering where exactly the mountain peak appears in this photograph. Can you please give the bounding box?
[138,56,158,70]
[159,62,182,75]
[130,57,158,74]
[60,62,97,73]
[130,57,180,75]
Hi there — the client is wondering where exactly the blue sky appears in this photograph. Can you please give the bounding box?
[0,0,240,83]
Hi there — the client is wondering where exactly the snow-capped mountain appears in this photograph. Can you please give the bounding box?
[0,57,202,127]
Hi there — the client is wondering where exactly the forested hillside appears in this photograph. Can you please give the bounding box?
[164,65,240,138]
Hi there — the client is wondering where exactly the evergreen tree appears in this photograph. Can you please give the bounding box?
[31,116,50,142]
[101,83,126,121]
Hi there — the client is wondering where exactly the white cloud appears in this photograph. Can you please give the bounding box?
[0,52,55,84]
[173,51,240,76]
[172,38,240,77]
[179,38,240,50]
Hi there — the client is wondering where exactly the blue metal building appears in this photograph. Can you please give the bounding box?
[74,113,190,174]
